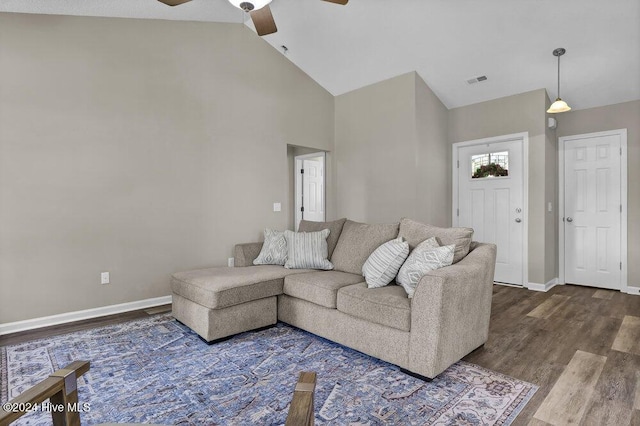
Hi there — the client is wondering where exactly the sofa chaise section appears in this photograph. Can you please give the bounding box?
[171,264,311,342]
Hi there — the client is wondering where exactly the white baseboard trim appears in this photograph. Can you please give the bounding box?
[0,295,172,336]
[624,287,640,296]
[527,278,559,292]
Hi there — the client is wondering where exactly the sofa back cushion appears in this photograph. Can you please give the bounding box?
[331,220,399,275]
[398,217,473,264]
[298,218,347,258]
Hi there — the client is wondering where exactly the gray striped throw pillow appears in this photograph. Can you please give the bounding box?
[284,229,333,270]
[362,237,410,288]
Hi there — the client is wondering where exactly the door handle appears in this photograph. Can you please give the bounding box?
[566,217,573,222]
[515,218,522,223]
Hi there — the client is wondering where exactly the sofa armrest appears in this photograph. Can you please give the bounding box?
[408,242,496,378]
[234,242,264,267]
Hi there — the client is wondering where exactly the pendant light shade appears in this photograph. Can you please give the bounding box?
[547,98,571,113]
[547,47,571,114]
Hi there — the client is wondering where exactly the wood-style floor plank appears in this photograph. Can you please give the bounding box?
[635,371,640,411]
[526,294,571,319]
[612,315,640,355]
[593,289,615,300]
[532,350,607,424]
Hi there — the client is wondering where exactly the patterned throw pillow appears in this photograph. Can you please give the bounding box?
[397,237,455,298]
[284,229,333,270]
[253,229,288,266]
[362,237,410,288]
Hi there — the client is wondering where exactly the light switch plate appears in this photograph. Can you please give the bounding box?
[273,202,281,212]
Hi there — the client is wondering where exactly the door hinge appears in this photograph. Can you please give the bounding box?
[620,262,622,270]
[456,208,459,217]
[300,168,304,174]
[620,204,622,213]
[620,147,622,155]
[301,206,304,212]
[457,160,459,169]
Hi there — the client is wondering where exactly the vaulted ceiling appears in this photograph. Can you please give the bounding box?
[2,0,638,110]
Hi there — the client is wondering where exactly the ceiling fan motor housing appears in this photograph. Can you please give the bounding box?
[239,2,254,11]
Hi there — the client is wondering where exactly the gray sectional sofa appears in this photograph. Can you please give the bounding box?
[171,217,497,380]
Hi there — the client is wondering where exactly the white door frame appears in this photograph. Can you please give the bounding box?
[558,128,628,292]
[294,152,326,230]
[452,132,529,286]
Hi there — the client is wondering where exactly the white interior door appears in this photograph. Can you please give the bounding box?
[295,153,325,229]
[302,158,324,222]
[563,134,622,289]
[456,138,525,285]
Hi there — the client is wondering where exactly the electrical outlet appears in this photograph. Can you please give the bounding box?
[228,258,235,268]
[273,202,281,212]
[101,272,110,285]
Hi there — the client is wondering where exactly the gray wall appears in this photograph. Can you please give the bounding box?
[334,72,449,226]
[448,89,557,285]
[415,75,451,226]
[0,13,334,323]
[556,100,640,287]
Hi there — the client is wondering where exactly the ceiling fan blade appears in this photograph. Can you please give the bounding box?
[157,0,192,6]
[321,0,348,4]
[250,5,278,36]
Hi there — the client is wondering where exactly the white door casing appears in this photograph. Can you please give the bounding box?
[559,129,627,291]
[453,133,528,286]
[294,153,326,230]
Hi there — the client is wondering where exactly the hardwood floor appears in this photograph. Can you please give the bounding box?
[0,305,172,346]
[464,284,640,425]
[1,285,639,425]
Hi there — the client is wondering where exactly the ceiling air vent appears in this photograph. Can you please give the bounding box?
[466,75,488,85]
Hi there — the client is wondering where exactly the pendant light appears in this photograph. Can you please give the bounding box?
[547,48,571,113]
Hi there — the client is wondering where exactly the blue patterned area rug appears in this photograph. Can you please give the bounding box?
[1,314,537,425]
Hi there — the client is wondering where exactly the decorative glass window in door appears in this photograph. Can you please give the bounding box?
[471,151,509,178]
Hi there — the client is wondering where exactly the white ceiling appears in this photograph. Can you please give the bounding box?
[2,0,639,110]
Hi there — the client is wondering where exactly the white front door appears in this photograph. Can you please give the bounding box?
[562,133,622,289]
[455,137,525,285]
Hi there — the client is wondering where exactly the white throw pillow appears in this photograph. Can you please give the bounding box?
[253,229,288,266]
[284,229,333,270]
[397,237,455,298]
[362,237,410,288]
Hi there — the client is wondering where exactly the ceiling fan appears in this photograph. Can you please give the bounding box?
[157,0,348,36]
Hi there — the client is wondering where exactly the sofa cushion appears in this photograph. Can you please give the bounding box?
[398,217,473,264]
[284,229,333,270]
[253,229,288,266]
[298,218,347,258]
[171,265,311,310]
[362,237,409,288]
[331,220,399,275]
[283,271,364,309]
[337,283,411,332]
